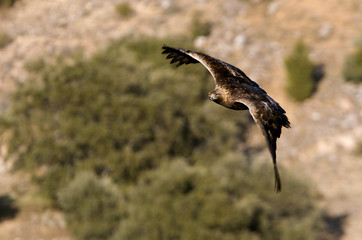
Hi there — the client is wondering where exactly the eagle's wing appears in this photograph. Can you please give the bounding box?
[234,91,290,192]
[162,46,258,87]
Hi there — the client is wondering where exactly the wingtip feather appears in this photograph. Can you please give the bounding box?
[161,45,174,54]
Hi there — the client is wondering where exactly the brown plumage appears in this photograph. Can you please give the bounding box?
[162,46,290,192]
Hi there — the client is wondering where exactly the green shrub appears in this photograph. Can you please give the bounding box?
[34,166,73,205]
[284,40,315,102]
[4,35,335,239]
[343,43,362,83]
[5,35,248,203]
[0,195,18,221]
[0,32,12,49]
[0,0,17,8]
[115,3,134,18]
[24,57,47,73]
[112,156,326,240]
[190,11,212,39]
[58,172,123,240]
[354,142,362,155]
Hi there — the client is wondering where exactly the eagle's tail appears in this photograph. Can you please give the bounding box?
[257,97,290,193]
[273,158,282,192]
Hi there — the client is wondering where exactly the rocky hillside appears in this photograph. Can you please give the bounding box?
[0,0,362,239]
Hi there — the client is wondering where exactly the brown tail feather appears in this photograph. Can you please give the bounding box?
[274,162,282,193]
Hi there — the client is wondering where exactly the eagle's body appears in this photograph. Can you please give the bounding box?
[162,46,290,192]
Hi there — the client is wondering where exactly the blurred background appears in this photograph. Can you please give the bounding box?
[0,0,361,239]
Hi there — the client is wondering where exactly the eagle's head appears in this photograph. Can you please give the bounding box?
[208,89,222,104]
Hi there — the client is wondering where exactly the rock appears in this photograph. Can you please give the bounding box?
[267,1,280,16]
[194,36,208,48]
[161,0,171,9]
[233,34,247,48]
[317,22,334,39]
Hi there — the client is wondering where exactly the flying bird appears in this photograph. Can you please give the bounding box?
[162,46,290,192]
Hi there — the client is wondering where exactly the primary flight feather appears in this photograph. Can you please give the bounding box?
[162,46,290,192]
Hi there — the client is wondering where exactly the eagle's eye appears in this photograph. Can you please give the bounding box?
[209,93,218,101]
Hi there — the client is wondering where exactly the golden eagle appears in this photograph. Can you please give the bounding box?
[162,46,290,192]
